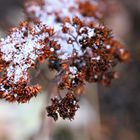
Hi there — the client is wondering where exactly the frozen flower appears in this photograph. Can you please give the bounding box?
[0,21,57,103]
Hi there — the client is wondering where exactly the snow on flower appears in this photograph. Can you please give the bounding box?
[0,21,56,103]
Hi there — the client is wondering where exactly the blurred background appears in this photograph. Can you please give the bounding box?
[0,0,140,140]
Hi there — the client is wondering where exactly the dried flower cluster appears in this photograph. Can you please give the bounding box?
[46,17,129,120]
[24,0,107,27]
[0,21,58,103]
[46,92,79,121]
[0,0,129,121]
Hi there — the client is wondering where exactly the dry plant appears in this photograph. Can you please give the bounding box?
[0,0,129,121]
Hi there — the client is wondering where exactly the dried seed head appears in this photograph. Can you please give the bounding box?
[24,0,111,30]
[46,92,79,121]
[0,21,58,103]
[0,0,129,121]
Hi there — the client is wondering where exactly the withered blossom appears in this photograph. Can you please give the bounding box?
[24,0,110,29]
[46,92,79,121]
[0,0,129,121]
[0,21,57,103]
[24,0,129,121]
[46,17,129,120]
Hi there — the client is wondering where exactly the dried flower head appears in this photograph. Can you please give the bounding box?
[51,17,129,87]
[46,92,79,121]
[45,17,129,120]
[24,0,111,29]
[0,0,129,121]
[0,21,58,103]
[24,0,129,120]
